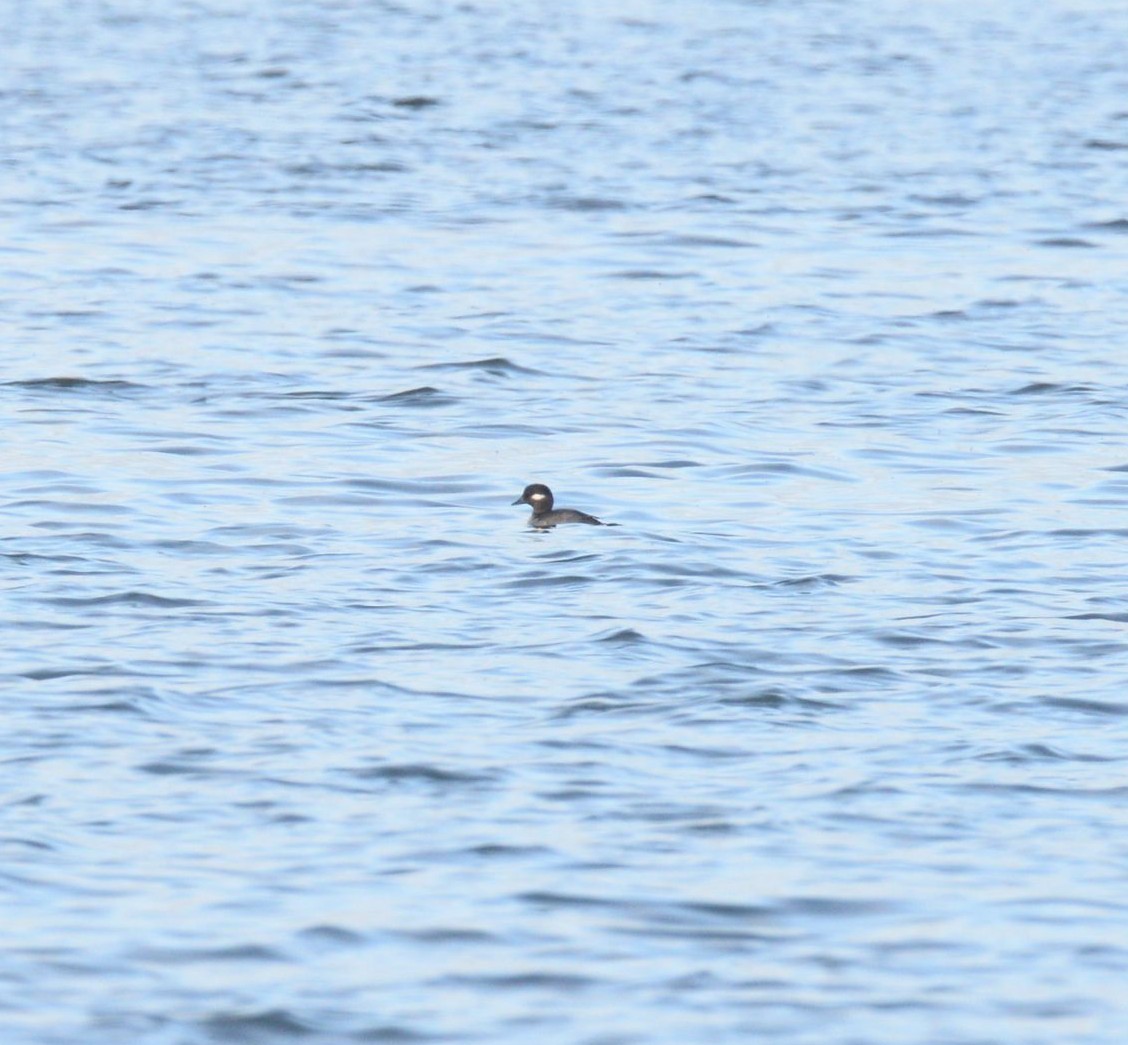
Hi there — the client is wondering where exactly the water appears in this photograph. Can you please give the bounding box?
[4,0,1128,1042]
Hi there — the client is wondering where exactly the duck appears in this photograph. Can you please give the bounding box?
[511,483,605,528]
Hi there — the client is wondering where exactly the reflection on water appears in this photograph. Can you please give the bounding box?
[4,0,1128,1042]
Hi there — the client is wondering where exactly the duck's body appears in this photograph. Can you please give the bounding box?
[511,483,604,529]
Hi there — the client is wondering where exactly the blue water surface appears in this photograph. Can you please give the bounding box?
[3,1,1128,1042]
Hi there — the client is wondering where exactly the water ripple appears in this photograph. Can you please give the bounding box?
[5,2,1128,1043]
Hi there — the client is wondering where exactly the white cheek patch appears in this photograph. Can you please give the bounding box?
[530,493,547,502]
